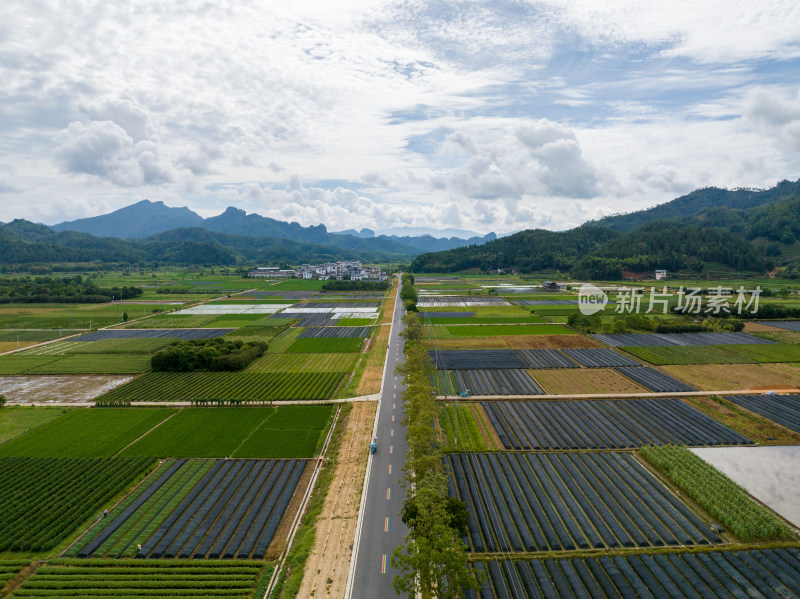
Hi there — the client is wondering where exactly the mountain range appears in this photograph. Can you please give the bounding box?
[410,179,800,279]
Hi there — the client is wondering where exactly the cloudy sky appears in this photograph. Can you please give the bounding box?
[2,1,800,236]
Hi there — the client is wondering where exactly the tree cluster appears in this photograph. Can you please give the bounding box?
[392,310,479,598]
[400,273,418,312]
[150,338,267,372]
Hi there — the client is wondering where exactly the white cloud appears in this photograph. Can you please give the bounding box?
[744,87,800,152]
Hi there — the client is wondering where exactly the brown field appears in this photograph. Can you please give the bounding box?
[421,337,509,350]
[530,368,649,394]
[0,375,134,403]
[682,396,800,445]
[743,322,786,332]
[660,363,800,392]
[505,334,606,349]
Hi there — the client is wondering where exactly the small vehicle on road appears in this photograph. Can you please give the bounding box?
[369,437,378,454]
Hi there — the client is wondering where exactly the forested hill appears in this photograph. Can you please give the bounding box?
[411,179,800,278]
[590,179,800,232]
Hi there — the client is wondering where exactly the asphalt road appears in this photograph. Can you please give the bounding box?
[350,278,409,598]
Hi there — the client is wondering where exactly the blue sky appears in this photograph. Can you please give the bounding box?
[1,0,799,235]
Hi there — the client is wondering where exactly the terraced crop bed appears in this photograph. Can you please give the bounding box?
[482,398,752,450]
[724,394,800,434]
[452,369,543,395]
[615,366,696,392]
[467,549,800,599]
[96,371,345,402]
[446,452,721,553]
[9,560,265,598]
[298,326,371,338]
[136,459,306,559]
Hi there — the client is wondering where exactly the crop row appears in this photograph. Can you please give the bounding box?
[593,331,774,347]
[452,370,543,396]
[285,337,364,353]
[466,548,800,599]
[76,329,233,341]
[621,343,800,365]
[725,393,800,433]
[429,350,528,370]
[615,366,696,392]
[298,326,371,338]
[640,445,796,542]
[483,398,753,450]
[561,348,641,368]
[136,459,306,559]
[0,457,155,552]
[10,560,264,599]
[515,349,577,369]
[96,371,345,402]
[269,312,338,326]
[446,452,720,553]
[247,352,358,373]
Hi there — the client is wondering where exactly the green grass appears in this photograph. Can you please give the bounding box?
[425,316,547,324]
[66,338,175,354]
[640,445,796,542]
[0,316,118,329]
[0,407,69,444]
[0,409,176,457]
[446,324,573,337]
[119,408,274,457]
[430,371,457,395]
[437,405,487,451]
[0,355,62,375]
[269,279,325,290]
[0,330,65,342]
[285,337,364,353]
[122,314,219,328]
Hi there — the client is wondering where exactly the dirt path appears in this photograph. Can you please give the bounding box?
[296,400,376,599]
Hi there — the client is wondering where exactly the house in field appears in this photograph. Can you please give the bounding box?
[541,281,565,291]
[655,269,667,280]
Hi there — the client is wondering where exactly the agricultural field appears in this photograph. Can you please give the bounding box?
[445,324,573,337]
[446,452,721,553]
[724,394,800,433]
[467,549,800,599]
[75,458,307,560]
[96,371,345,402]
[0,374,133,404]
[298,326,371,338]
[640,445,795,542]
[516,349,579,368]
[614,366,697,392]
[621,343,800,365]
[659,363,800,391]
[594,331,775,347]
[0,409,176,457]
[561,348,642,367]
[482,398,752,450]
[7,560,268,599]
[529,368,649,394]
[504,334,607,349]
[450,369,543,395]
[285,337,364,353]
[0,457,155,551]
[0,406,68,443]
[247,352,357,373]
[428,350,529,370]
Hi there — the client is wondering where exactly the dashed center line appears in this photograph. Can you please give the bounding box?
[390,428,394,437]
[384,516,390,532]
[391,414,395,422]
[388,464,392,474]
[389,445,394,454]
[387,487,391,500]
[381,554,387,574]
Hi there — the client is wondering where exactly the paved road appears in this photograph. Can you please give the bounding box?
[350,278,409,598]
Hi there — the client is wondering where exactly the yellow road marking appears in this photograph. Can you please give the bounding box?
[381,554,387,574]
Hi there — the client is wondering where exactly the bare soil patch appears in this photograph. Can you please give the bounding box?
[743,322,785,332]
[530,368,649,394]
[0,375,134,403]
[297,401,376,599]
[660,363,800,392]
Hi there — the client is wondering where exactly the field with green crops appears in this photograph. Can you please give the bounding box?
[337,317,375,326]
[96,371,345,402]
[425,316,548,324]
[640,445,796,542]
[232,405,334,458]
[622,343,800,365]
[8,559,267,598]
[285,337,364,353]
[0,407,68,444]
[247,352,357,372]
[0,457,155,552]
[0,409,176,457]
[119,409,275,457]
[446,324,573,337]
